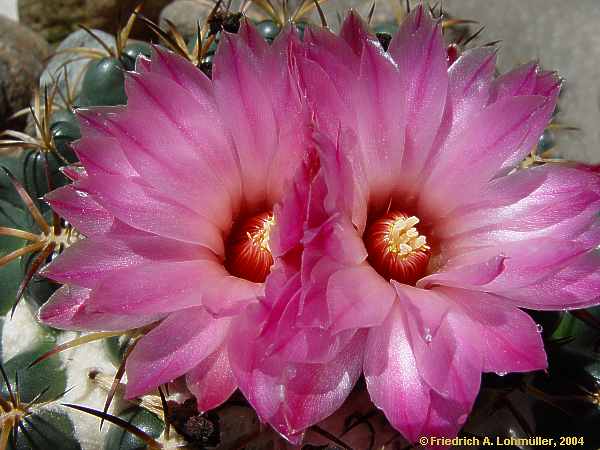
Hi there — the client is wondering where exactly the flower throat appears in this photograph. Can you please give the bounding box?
[225,211,275,283]
[364,210,431,285]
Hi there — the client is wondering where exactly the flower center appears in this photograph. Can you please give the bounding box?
[225,211,275,283]
[364,210,431,284]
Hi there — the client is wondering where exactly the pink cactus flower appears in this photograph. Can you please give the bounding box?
[230,7,600,447]
[37,23,310,412]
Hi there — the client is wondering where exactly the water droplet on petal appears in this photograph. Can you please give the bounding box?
[75,190,88,197]
[277,384,285,401]
[423,328,433,343]
[286,366,297,379]
[536,323,543,333]
[496,371,507,377]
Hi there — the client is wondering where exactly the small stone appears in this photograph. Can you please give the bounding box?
[0,16,49,129]
[160,0,214,41]
[18,0,171,43]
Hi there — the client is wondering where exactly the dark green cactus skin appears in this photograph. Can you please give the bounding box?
[538,129,556,152]
[78,58,127,107]
[121,42,153,72]
[0,200,30,315]
[20,250,61,309]
[373,22,398,35]
[1,339,78,450]
[1,340,65,404]
[19,147,74,206]
[294,21,308,40]
[51,120,81,158]
[0,155,28,210]
[104,407,165,450]
[256,20,280,42]
[104,335,133,367]
[7,409,81,450]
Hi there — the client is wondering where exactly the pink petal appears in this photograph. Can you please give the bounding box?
[196,273,263,318]
[441,165,600,244]
[501,250,600,310]
[41,233,208,288]
[118,72,242,227]
[303,26,358,69]
[39,285,161,331]
[364,302,430,442]
[76,174,224,253]
[261,286,358,364]
[229,303,367,442]
[423,95,550,216]
[86,260,221,315]
[353,40,407,201]
[72,133,136,178]
[418,253,506,290]
[388,4,448,190]
[394,284,483,406]
[148,46,213,103]
[443,287,547,373]
[213,32,279,209]
[295,51,356,143]
[44,185,114,236]
[135,55,151,73]
[269,151,317,258]
[489,62,539,102]
[186,343,237,413]
[237,19,269,59]
[442,47,496,142]
[312,130,368,230]
[327,265,396,333]
[125,307,230,398]
[340,11,380,56]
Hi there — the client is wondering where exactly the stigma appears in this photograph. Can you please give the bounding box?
[225,212,275,283]
[364,211,431,285]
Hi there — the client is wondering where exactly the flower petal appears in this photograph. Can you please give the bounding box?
[125,307,230,398]
[186,343,237,413]
[442,287,547,373]
[44,185,114,236]
[41,233,207,288]
[327,265,396,333]
[229,303,367,443]
[76,174,224,252]
[39,285,161,331]
[364,302,430,443]
[388,4,448,189]
[86,260,221,315]
[423,95,550,216]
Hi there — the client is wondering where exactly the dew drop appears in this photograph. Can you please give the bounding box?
[75,190,89,198]
[536,323,543,333]
[286,366,297,380]
[423,328,433,343]
[496,371,507,377]
[277,384,285,401]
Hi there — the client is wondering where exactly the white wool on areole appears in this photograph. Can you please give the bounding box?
[1,302,119,449]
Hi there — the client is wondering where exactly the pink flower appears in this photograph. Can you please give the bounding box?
[230,7,600,446]
[38,23,310,412]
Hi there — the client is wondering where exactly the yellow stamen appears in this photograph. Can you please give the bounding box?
[386,215,430,257]
[248,214,275,253]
